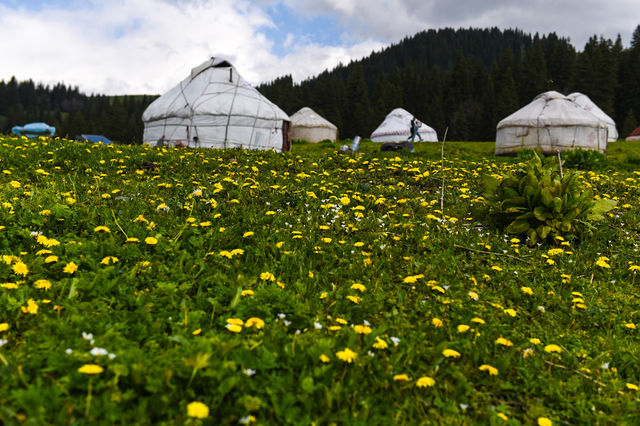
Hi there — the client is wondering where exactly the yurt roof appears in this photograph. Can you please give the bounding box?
[142,57,289,123]
[290,107,337,129]
[370,108,437,139]
[629,126,640,138]
[497,91,603,129]
[567,92,618,139]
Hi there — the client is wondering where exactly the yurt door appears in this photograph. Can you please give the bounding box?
[282,121,291,152]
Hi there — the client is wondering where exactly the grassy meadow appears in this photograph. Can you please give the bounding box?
[0,135,639,425]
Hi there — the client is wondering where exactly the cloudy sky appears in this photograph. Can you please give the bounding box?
[1,0,638,95]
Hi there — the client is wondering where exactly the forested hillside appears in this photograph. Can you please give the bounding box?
[0,81,155,143]
[1,26,639,143]
[259,26,640,141]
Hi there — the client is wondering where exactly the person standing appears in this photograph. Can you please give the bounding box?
[408,117,423,142]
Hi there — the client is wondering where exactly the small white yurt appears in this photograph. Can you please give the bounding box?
[142,57,291,151]
[289,107,338,142]
[567,92,618,141]
[370,108,438,142]
[495,91,608,155]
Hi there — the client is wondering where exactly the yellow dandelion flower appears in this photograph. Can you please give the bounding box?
[521,286,534,295]
[133,214,148,223]
[491,266,503,271]
[319,354,330,363]
[226,324,242,333]
[432,318,443,327]
[442,349,461,358]
[595,257,610,268]
[393,374,410,381]
[145,237,158,245]
[63,262,78,274]
[495,337,513,347]
[626,383,639,391]
[260,272,276,281]
[544,344,562,353]
[12,262,29,276]
[34,279,52,290]
[537,417,552,426]
[624,323,636,330]
[478,364,499,375]
[353,325,372,334]
[126,237,140,243]
[78,364,104,375]
[245,317,265,329]
[457,324,470,333]
[192,329,201,335]
[186,401,209,419]
[529,338,542,345]
[0,323,9,332]
[44,255,58,263]
[243,231,254,238]
[346,295,361,304]
[372,338,388,349]
[241,289,254,297]
[350,283,366,292]
[471,317,485,324]
[335,318,348,325]
[226,318,244,326]
[94,226,111,233]
[503,309,517,317]
[416,376,435,388]
[336,347,357,363]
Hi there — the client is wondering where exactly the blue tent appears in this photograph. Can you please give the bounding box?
[12,122,56,138]
[79,134,113,144]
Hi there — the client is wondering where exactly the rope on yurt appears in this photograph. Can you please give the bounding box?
[224,67,240,149]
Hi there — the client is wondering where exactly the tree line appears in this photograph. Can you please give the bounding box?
[1,26,639,143]
[259,26,640,141]
[0,80,155,143]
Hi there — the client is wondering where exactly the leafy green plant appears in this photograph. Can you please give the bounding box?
[561,148,608,170]
[516,148,541,161]
[482,152,616,245]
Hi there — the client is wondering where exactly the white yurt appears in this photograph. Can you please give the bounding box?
[142,57,291,151]
[567,92,618,141]
[370,108,438,142]
[289,107,338,142]
[495,91,608,155]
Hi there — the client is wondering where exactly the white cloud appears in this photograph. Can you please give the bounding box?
[1,0,638,95]
[280,0,640,49]
[0,0,384,95]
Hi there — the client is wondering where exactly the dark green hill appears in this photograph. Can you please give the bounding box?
[258,26,640,141]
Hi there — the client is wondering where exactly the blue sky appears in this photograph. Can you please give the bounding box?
[0,0,638,95]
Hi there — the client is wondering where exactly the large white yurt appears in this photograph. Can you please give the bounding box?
[142,57,291,151]
[495,91,608,155]
[370,108,438,142]
[567,92,618,141]
[289,107,338,142]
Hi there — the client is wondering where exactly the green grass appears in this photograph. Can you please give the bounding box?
[0,135,639,424]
